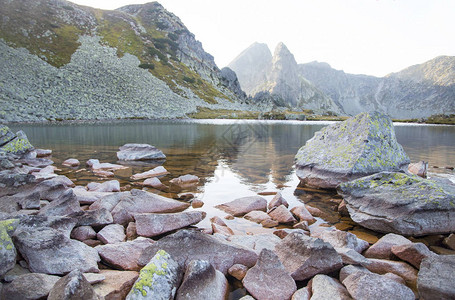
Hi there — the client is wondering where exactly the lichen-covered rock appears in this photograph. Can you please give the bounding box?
[0,273,60,300]
[48,269,99,300]
[0,219,19,277]
[418,255,455,300]
[126,250,182,300]
[338,172,455,235]
[274,233,343,281]
[242,249,296,300]
[0,130,34,156]
[138,230,258,274]
[117,144,166,161]
[135,211,206,237]
[176,260,228,300]
[0,125,16,147]
[295,112,409,189]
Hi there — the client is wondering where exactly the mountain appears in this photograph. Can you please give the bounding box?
[230,43,455,118]
[228,42,341,114]
[0,0,247,122]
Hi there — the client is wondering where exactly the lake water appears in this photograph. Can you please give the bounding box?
[9,120,455,236]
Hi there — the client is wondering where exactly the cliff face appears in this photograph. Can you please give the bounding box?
[0,0,247,122]
[229,42,341,114]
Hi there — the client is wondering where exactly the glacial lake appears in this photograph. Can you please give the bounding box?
[9,120,455,236]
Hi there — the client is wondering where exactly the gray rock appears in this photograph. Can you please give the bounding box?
[83,273,106,284]
[69,208,113,227]
[310,274,351,300]
[117,144,166,161]
[364,258,418,291]
[126,250,181,300]
[138,229,258,274]
[48,269,99,300]
[227,234,281,254]
[89,191,128,211]
[35,149,52,157]
[418,255,455,300]
[296,112,409,189]
[111,189,190,225]
[131,166,168,180]
[268,192,288,209]
[135,211,206,237]
[16,215,77,237]
[320,228,369,253]
[243,249,296,300]
[2,263,30,282]
[0,273,60,300]
[97,224,125,244]
[215,196,267,217]
[176,260,228,300]
[38,189,81,217]
[274,233,343,281]
[13,226,100,275]
[291,287,311,300]
[343,269,414,300]
[335,247,370,266]
[391,243,435,269]
[73,187,114,205]
[96,238,154,271]
[87,180,120,192]
[338,172,455,235]
[62,158,80,167]
[339,265,372,282]
[70,226,97,241]
[0,219,19,277]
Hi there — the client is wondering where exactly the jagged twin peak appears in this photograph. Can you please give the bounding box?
[228,42,341,113]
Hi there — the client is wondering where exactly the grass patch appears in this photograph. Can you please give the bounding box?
[425,114,455,125]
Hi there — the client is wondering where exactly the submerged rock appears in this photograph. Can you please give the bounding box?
[295,112,409,189]
[338,172,455,235]
[126,250,181,300]
[117,144,166,161]
[131,166,169,180]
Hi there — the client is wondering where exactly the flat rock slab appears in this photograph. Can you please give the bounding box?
[97,224,126,244]
[62,158,80,167]
[274,233,343,281]
[0,273,60,300]
[295,112,409,189]
[117,143,166,161]
[131,166,168,180]
[227,234,281,254]
[96,238,154,271]
[338,172,455,235]
[215,196,267,217]
[243,249,296,300]
[418,255,455,300]
[320,228,369,253]
[135,211,206,237]
[138,229,258,274]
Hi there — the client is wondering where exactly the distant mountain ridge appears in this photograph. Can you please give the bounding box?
[0,0,248,122]
[229,43,455,118]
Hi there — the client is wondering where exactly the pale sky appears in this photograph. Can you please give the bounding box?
[70,0,455,77]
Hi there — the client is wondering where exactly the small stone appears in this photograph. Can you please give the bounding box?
[261,219,279,228]
[290,206,316,224]
[228,264,248,280]
[293,221,310,231]
[268,205,297,224]
[268,192,288,210]
[71,226,97,241]
[443,233,455,250]
[92,270,138,300]
[191,199,204,208]
[126,222,138,240]
[97,224,126,244]
[320,228,370,253]
[117,144,166,161]
[135,211,206,237]
[131,166,169,180]
[292,287,311,300]
[215,196,267,217]
[142,177,167,190]
[87,180,120,192]
[48,269,99,300]
[273,228,308,239]
[305,205,324,217]
[83,273,106,284]
[62,158,80,167]
[244,210,272,223]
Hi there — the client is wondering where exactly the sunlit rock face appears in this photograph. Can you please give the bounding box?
[295,111,410,189]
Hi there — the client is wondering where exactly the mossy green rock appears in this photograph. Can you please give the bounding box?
[0,125,15,147]
[0,219,19,277]
[338,172,455,236]
[295,111,410,189]
[0,130,34,156]
[126,250,182,300]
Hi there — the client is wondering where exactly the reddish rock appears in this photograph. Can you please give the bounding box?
[70,226,97,241]
[408,161,427,178]
[268,192,289,210]
[135,211,205,237]
[261,219,279,228]
[305,205,324,217]
[170,174,199,185]
[126,222,138,241]
[87,180,120,193]
[391,242,435,269]
[92,270,138,300]
[293,221,310,231]
[215,196,267,217]
[62,158,80,167]
[36,149,52,157]
[320,228,369,253]
[364,258,418,291]
[365,233,412,259]
[96,238,154,271]
[131,166,169,180]
[244,210,272,223]
[228,264,248,280]
[97,224,125,244]
[290,206,316,224]
[273,229,309,239]
[443,233,455,250]
[142,177,168,190]
[243,249,296,300]
[191,199,204,208]
[268,205,297,224]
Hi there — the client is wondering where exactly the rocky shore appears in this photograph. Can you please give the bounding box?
[1,113,455,299]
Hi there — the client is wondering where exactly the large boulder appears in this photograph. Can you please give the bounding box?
[417,255,455,300]
[0,130,34,156]
[138,229,258,274]
[338,172,455,235]
[126,250,182,300]
[134,211,206,237]
[176,260,228,300]
[38,189,81,217]
[242,249,296,300]
[117,144,166,161]
[295,112,409,189]
[13,226,100,275]
[274,233,343,281]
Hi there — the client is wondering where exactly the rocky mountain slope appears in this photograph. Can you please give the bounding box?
[228,43,341,114]
[0,0,249,122]
[230,43,455,119]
